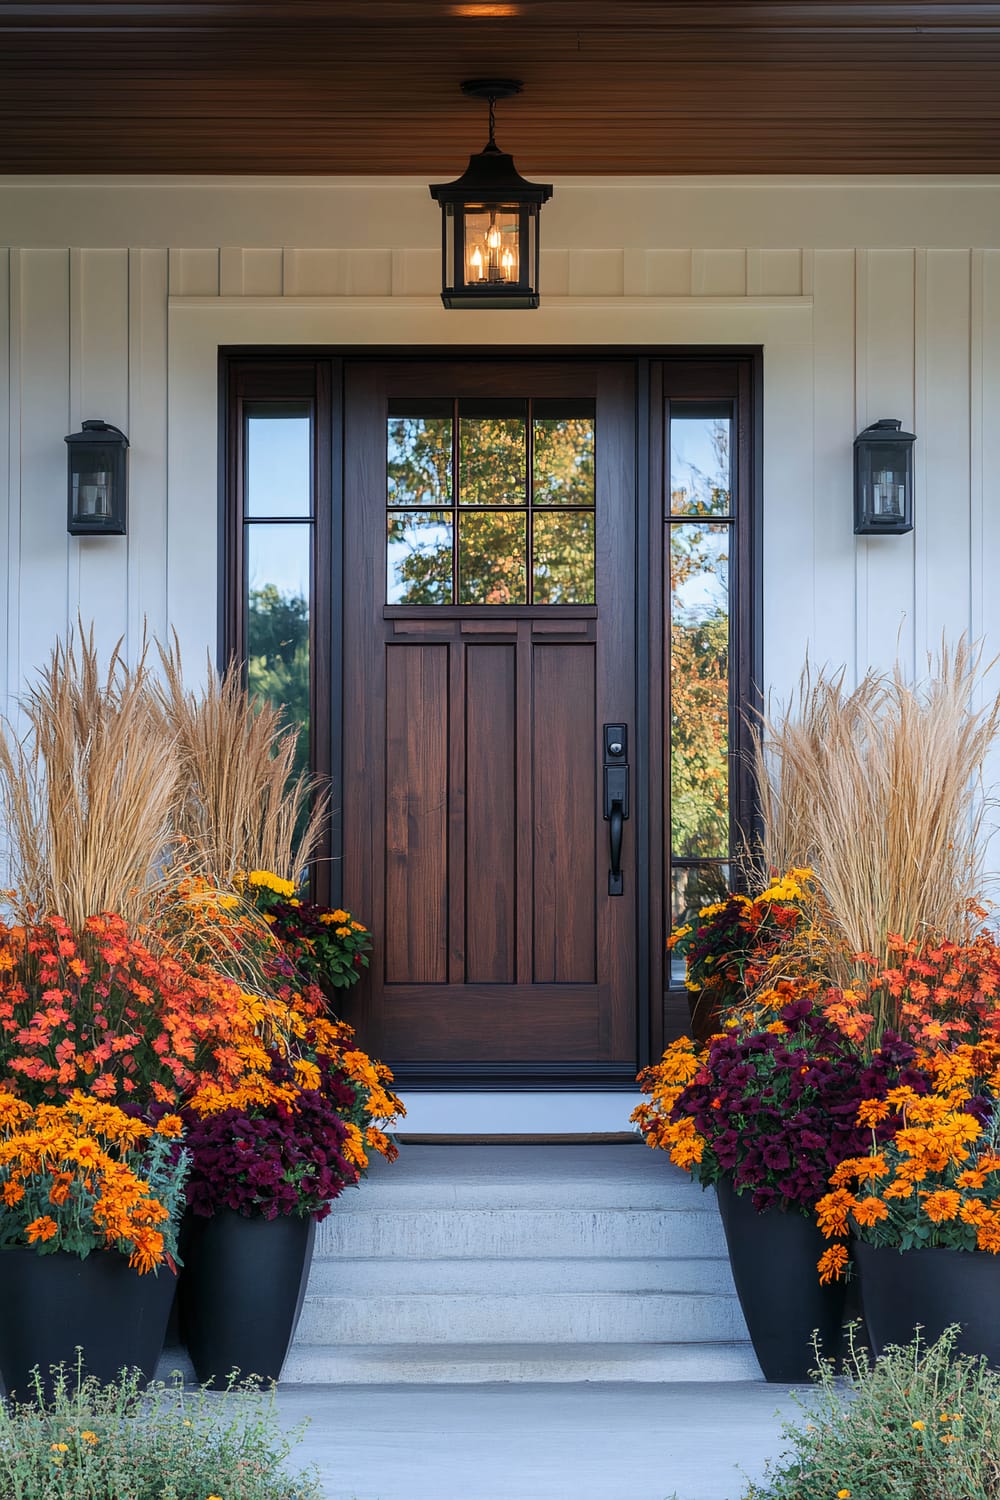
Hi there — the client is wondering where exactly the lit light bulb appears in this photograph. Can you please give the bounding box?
[470,245,484,278]
[501,248,514,278]
[486,223,502,249]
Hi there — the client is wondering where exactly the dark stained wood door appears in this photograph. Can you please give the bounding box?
[342,360,637,1080]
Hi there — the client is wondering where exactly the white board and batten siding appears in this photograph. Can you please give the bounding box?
[1,176,999,1131]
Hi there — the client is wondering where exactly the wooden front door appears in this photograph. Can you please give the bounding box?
[342,360,637,1080]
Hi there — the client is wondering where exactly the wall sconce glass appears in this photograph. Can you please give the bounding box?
[429,79,552,309]
[853,418,915,535]
[65,419,128,535]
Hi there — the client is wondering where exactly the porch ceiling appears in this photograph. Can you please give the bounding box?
[1,2,999,175]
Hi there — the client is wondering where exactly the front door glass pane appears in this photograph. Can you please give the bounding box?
[533,412,595,506]
[387,399,595,603]
[245,401,312,518]
[533,512,596,603]
[246,523,311,779]
[459,408,527,506]
[670,521,730,859]
[387,511,454,604]
[458,512,527,604]
[669,405,733,517]
[387,409,452,507]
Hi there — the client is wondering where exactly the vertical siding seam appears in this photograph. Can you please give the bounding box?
[854,248,868,687]
[68,247,82,634]
[912,248,928,667]
[969,249,984,700]
[125,247,133,662]
[2,249,14,709]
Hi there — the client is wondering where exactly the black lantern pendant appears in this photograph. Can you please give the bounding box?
[429,79,552,309]
[853,418,915,535]
[65,419,128,535]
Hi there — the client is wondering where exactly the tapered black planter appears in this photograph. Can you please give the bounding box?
[854,1241,1000,1366]
[0,1249,176,1402]
[179,1210,315,1386]
[716,1178,847,1382]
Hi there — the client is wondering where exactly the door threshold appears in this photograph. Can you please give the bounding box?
[396,1132,641,1145]
[394,1090,643,1135]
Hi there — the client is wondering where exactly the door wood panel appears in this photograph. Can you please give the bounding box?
[343,359,637,1078]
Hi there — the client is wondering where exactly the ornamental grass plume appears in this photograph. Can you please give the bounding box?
[156,640,327,887]
[751,640,1000,985]
[0,626,180,934]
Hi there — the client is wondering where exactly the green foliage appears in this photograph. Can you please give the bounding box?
[742,1325,1000,1500]
[0,1363,322,1499]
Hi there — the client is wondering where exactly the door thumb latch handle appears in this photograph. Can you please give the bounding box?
[603,724,629,897]
[608,800,625,896]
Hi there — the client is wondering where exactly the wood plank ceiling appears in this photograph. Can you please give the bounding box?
[1,1,999,174]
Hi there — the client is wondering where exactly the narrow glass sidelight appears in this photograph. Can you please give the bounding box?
[242,399,315,785]
[385,397,596,605]
[667,399,735,945]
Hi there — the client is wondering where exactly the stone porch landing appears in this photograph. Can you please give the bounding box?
[273,1379,804,1500]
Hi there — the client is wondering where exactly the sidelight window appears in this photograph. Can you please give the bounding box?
[668,402,736,965]
[241,399,314,782]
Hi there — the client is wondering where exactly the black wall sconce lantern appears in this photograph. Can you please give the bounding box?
[853,418,915,535]
[429,79,552,309]
[65,419,128,535]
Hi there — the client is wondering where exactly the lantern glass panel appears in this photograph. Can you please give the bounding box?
[71,448,116,520]
[864,442,907,520]
[462,206,520,289]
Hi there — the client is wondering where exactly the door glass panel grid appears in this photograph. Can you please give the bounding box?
[387,397,596,605]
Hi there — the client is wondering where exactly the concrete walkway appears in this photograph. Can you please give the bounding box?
[275,1380,806,1500]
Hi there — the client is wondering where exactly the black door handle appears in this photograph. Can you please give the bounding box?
[608,800,624,896]
[603,724,629,897]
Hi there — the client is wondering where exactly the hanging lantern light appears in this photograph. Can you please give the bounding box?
[429,79,552,309]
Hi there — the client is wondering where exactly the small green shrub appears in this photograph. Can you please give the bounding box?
[0,1362,322,1500]
[742,1324,1000,1500]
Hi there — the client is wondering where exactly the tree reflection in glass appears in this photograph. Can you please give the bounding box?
[459,415,526,506]
[459,513,527,604]
[670,521,730,859]
[387,511,454,603]
[533,416,594,506]
[533,512,595,603]
[388,414,452,507]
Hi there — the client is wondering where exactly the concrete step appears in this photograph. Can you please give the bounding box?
[281,1340,763,1384]
[295,1288,746,1346]
[332,1144,709,1213]
[306,1254,737,1297]
[316,1206,728,1260]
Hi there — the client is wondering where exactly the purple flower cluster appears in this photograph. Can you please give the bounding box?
[183,1050,360,1222]
[673,998,925,1215]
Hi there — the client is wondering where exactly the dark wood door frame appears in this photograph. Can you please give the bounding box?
[220,345,763,1088]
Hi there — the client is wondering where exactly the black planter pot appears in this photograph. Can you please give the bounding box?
[716,1178,847,1382]
[179,1210,315,1386]
[854,1240,1000,1366]
[0,1249,176,1402]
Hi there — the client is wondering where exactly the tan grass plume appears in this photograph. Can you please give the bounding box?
[751,639,1000,967]
[0,626,180,932]
[156,639,326,886]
